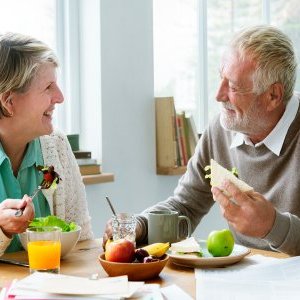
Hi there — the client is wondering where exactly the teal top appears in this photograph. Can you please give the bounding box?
[0,139,51,252]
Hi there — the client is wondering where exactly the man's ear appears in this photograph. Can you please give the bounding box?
[266,82,284,112]
[0,91,14,116]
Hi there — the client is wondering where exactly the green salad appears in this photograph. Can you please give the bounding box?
[29,216,77,232]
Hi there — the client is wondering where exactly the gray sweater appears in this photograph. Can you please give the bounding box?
[137,98,300,255]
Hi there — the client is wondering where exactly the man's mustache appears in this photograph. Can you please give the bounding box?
[221,102,236,111]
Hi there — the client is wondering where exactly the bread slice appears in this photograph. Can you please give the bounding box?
[210,159,253,196]
[170,237,200,253]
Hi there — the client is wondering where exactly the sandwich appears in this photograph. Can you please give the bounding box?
[170,237,202,256]
[208,159,253,197]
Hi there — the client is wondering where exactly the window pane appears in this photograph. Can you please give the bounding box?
[270,0,300,91]
[153,0,198,113]
[207,0,262,122]
[0,0,60,125]
[0,0,56,49]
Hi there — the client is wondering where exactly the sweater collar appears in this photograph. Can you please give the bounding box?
[230,94,299,156]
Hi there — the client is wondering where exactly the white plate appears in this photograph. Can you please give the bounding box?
[168,240,250,268]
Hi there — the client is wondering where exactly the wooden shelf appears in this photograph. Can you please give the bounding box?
[156,166,187,175]
[82,173,114,185]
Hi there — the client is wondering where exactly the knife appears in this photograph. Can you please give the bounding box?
[0,258,29,267]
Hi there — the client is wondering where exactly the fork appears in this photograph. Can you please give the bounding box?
[14,186,42,217]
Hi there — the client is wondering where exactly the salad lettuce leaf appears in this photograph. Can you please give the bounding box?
[29,216,77,232]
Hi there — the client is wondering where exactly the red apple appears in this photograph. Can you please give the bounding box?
[105,239,135,263]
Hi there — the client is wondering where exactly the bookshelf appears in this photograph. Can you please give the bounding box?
[82,173,114,185]
[156,166,187,175]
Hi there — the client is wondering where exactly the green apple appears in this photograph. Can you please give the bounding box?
[207,229,235,257]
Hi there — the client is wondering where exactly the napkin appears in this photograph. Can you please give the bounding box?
[9,272,144,299]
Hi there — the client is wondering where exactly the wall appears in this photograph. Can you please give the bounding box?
[85,0,227,239]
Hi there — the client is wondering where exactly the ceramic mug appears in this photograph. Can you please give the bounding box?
[148,210,191,244]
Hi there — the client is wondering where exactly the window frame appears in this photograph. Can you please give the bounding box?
[55,0,102,160]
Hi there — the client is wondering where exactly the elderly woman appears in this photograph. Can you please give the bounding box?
[0,33,93,255]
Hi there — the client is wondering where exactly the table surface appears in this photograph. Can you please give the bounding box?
[0,239,290,298]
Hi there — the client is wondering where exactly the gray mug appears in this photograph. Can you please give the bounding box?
[148,210,191,244]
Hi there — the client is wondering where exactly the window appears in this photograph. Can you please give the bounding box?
[0,0,101,159]
[154,0,300,132]
[0,0,56,47]
[0,0,59,120]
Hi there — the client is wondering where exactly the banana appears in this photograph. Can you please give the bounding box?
[142,242,170,258]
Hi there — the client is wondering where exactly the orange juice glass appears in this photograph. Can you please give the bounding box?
[26,227,61,274]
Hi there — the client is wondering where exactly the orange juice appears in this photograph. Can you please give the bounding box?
[28,240,61,271]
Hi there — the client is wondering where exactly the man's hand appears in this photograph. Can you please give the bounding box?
[211,180,276,238]
[0,195,35,238]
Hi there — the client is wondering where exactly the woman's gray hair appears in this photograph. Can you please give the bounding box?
[0,32,58,117]
[230,25,297,105]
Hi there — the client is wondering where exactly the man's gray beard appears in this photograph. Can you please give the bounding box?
[219,106,268,135]
[220,112,250,133]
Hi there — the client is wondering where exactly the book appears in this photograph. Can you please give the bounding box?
[175,113,184,166]
[173,107,181,167]
[185,115,199,158]
[187,114,199,143]
[76,158,98,166]
[67,134,79,151]
[155,97,179,168]
[73,150,92,159]
[183,112,192,160]
[176,113,188,166]
[79,164,101,176]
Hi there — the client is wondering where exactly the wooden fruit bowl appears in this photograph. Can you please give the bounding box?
[98,253,169,281]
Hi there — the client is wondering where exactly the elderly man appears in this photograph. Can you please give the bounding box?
[104,25,299,255]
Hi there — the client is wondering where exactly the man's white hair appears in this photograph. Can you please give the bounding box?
[229,25,297,105]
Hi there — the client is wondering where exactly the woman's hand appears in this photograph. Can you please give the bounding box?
[0,195,35,238]
[212,180,276,238]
